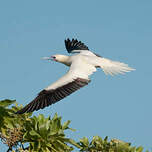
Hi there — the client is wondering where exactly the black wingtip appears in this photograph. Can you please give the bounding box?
[15,110,24,114]
[15,101,36,114]
[15,111,22,114]
[15,108,29,114]
[15,78,91,114]
[65,38,89,53]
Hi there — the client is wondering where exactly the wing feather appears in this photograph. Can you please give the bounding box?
[15,78,90,114]
[65,38,89,53]
[100,58,135,76]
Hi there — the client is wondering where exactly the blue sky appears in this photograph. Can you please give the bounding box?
[0,0,152,151]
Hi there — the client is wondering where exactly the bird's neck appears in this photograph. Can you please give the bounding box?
[58,55,71,66]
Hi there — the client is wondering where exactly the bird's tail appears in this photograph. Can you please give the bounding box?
[99,58,135,76]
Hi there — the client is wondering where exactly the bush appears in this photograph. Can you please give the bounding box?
[0,99,150,152]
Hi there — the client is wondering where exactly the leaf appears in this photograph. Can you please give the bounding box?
[92,136,103,145]
[29,130,42,139]
[62,120,76,132]
[65,138,81,149]
[62,120,71,130]
[46,143,58,152]
[4,118,14,129]
[46,147,52,152]
[0,99,16,107]
[80,137,89,147]
[1,128,7,136]
[52,113,59,121]
[68,127,76,132]
[136,146,144,152]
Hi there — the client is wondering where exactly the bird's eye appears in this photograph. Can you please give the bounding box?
[51,56,56,59]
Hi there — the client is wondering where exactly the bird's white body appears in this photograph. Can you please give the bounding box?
[45,50,134,90]
[45,52,96,90]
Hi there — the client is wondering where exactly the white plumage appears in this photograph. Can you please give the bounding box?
[16,38,135,114]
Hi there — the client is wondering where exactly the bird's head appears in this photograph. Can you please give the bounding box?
[42,54,69,64]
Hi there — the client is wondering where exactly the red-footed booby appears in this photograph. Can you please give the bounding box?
[16,38,135,114]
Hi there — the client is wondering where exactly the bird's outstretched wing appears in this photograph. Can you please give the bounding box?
[15,57,96,114]
[65,38,89,53]
[15,78,90,114]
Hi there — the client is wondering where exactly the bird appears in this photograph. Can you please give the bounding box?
[16,38,135,114]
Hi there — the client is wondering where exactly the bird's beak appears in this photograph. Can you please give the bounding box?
[42,56,54,60]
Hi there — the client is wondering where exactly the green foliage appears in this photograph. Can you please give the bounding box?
[78,136,146,152]
[0,99,16,132]
[0,99,32,151]
[0,99,151,152]
[0,99,79,152]
[23,113,80,152]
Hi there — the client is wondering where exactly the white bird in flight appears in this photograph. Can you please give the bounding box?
[16,38,135,114]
